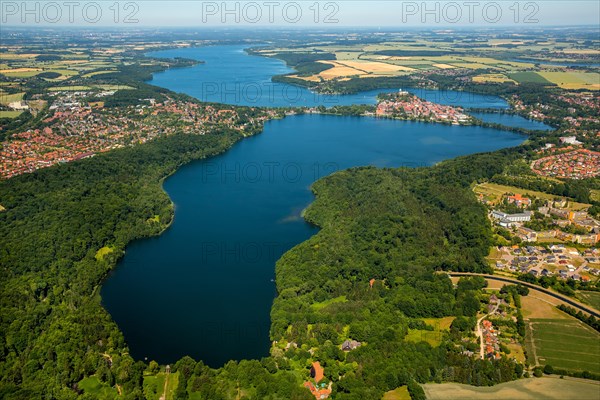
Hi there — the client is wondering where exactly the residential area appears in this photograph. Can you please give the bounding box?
[376,90,472,125]
[0,91,277,179]
[531,148,600,180]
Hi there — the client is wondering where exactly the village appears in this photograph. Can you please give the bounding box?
[0,91,277,180]
[375,90,472,125]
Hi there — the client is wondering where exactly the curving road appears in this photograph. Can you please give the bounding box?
[446,272,600,318]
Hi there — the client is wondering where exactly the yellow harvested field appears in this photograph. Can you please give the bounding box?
[339,60,414,73]
[537,71,600,90]
[318,61,364,79]
[432,63,456,69]
[0,67,41,74]
[473,74,517,84]
[317,60,413,80]
[0,53,39,60]
[521,293,571,319]
[288,74,322,82]
[423,377,600,400]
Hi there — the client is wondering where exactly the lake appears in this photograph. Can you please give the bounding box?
[101,45,526,367]
[148,45,551,129]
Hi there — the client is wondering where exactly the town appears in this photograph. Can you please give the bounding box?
[0,91,278,180]
[375,90,472,125]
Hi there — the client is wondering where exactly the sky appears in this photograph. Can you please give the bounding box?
[1,0,599,27]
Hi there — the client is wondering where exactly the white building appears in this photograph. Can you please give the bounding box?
[491,210,532,227]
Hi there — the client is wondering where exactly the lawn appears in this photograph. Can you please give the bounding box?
[422,377,600,400]
[405,317,455,347]
[78,376,118,399]
[527,317,600,374]
[577,291,600,311]
[143,373,166,400]
[382,386,411,400]
[311,295,347,311]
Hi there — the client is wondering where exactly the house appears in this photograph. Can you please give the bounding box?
[305,362,332,399]
[341,340,362,352]
[311,362,324,383]
[507,193,532,207]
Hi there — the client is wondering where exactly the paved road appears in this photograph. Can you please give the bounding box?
[447,272,600,318]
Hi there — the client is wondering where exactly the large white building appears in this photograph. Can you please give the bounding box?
[491,210,532,227]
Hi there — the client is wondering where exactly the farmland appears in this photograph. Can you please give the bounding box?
[525,317,600,374]
[422,377,600,400]
[578,291,600,311]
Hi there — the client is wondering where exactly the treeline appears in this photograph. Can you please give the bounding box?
[557,305,600,332]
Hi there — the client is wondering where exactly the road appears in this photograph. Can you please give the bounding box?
[446,272,600,318]
[476,303,499,359]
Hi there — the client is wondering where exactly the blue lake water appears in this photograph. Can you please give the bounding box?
[470,112,553,131]
[101,44,527,367]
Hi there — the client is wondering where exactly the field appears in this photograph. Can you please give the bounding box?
[473,182,591,210]
[422,377,600,400]
[508,72,553,84]
[405,316,455,347]
[537,71,600,90]
[0,92,25,105]
[591,190,600,202]
[473,73,517,84]
[0,111,23,118]
[526,317,600,374]
[382,386,411,400]
[578,291,600,311]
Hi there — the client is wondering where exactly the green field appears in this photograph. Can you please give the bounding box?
[311,295,347,311]
[143,373,165,400]
[0,92,25,105]
[405,317,455,347]
[382,385,411,400]
[508,72,553,84]
[0,110,23,118]
[527,318,600,374]
[578,291,600,311]
[537,71,600,89]
[422,377,600,400]
[78,376,118,399]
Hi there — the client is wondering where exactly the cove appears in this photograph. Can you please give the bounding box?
[101,114,525,367]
